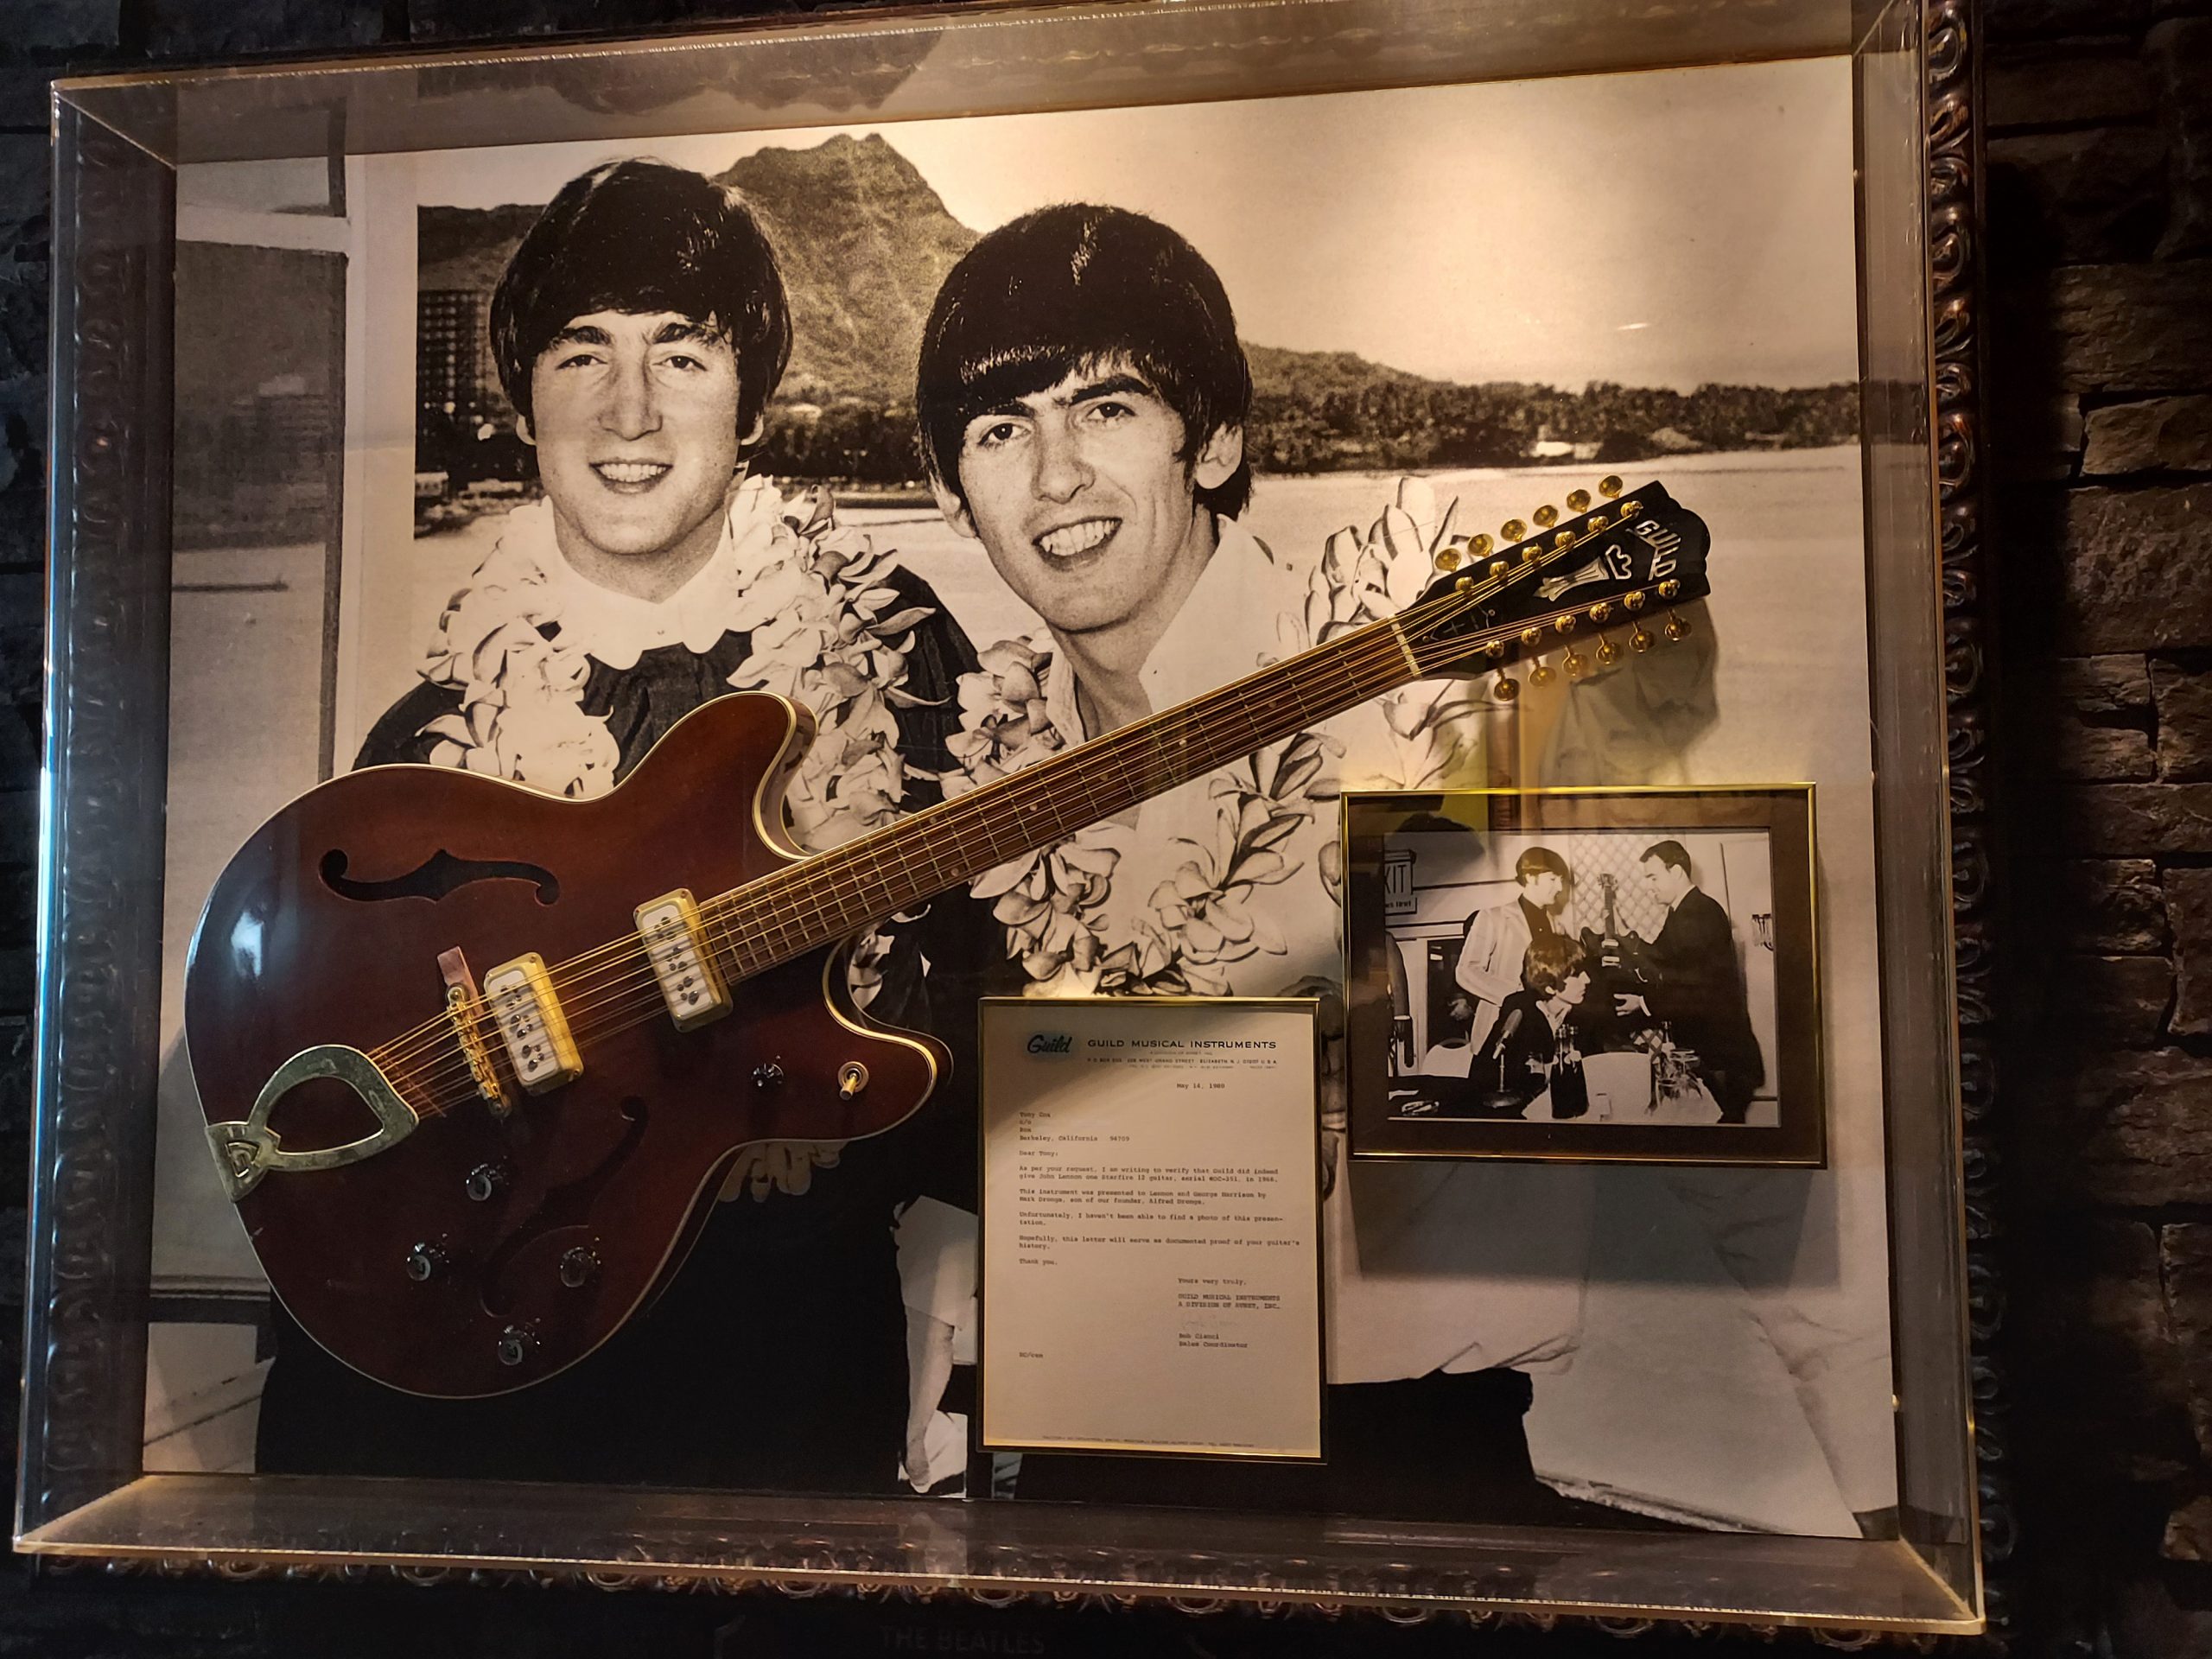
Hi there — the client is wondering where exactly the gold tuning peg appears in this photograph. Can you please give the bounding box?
[1563,645,1588,681]
[1595,635,1622,668]
[1520,626,1544,649]
[1434,547,1462,572]
[1588,601,1613,624]
[1500,518,1527,543]
[1532,505,1558,529]
[1630,624,1655,653]
[1664,611,1693,642]
[1468,532,1493,557]
[1554,530,1575,550]
[1599,475,1624,499]
[1489,559,1510,579]
[1657,578,1681,600]
[1492,671,1521,702]
[1455,575,1474,592]
[1529,658,1556,688]
[1567,489,1592,513]
[1623,590,1648,612]
[1484,639,1507,660]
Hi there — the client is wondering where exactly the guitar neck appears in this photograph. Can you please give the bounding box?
[713,614,1419,973]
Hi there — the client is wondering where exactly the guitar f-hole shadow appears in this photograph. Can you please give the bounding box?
[320,848,562,906]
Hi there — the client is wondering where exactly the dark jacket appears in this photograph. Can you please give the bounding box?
[1641,885,1764,1119]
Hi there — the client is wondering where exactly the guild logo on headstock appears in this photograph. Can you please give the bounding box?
[1629,517,1681,581]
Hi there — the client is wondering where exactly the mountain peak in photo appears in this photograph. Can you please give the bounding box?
[713,133,977,403]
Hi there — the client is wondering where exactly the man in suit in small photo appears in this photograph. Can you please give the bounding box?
[1619,838,1764,1124]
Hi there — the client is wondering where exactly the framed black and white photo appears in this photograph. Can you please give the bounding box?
[1345,787,1821,1166]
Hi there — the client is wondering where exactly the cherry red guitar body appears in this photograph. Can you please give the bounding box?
[184,691,946,1400]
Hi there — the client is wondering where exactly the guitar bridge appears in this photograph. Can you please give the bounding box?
[439,947,509,1116]
[634,889,732,1032]
[482,951,583,1094]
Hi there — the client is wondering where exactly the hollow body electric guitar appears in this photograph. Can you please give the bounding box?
[188,480,1710,1397]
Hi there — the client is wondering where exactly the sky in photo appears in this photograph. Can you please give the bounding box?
[413,55,1857,392]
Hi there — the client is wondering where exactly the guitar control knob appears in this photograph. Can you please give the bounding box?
[753,1062,785,1091]
[465,1162,509,1203]
[404,1243,446,1283]
[838,1061,870,1101]
[559,1247,600,1289]
[496,1325,538,1368]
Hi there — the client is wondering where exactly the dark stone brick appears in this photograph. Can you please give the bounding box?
[12,0,122,51]
[2060,784,2212,853]
[2154,659,2212,780]
[2052,486,2212,654]
[0,792,29,866]
[1987,0,2152,36]
[2084,395,2212,474]
[0,136,48,261]
[1990,127,2170,263]
[146,0,387,57]
[2009,394,2085,480]
[2169,867,2212,1034]
[2044,720,2158,779]
[2031,1047,2212,1205]
[2166,1495,2212,1561]
[2050,858,2172,951]
[2166,1224,2212,1460]
[2050,263,2212,392]
[2152,17,2212,257]
[2017,1219,2190,1476]
[2074,951,2176,1039]
[2059,653,2156,715]
[0,1021,27,1141]
[1987,45,2158,130]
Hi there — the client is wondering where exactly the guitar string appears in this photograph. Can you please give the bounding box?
[369,513,1656,1108]
[373,564,1633,1116]
[372,573,1584,1114]
[374,619,1430,1112]
[360,559,1512,1090]
[365,603,1427,1090]
[383,600,1610,1122]
[375,544,1519,1069]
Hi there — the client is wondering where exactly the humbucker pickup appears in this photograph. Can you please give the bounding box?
[482,952,583,1093]
[634,889,732,1031]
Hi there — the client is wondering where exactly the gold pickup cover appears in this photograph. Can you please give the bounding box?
[481,951,583,1093]
[634,889,732,1032]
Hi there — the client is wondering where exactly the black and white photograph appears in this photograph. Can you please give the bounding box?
[1345,787,1821,1165]
[143,54,1901,1538]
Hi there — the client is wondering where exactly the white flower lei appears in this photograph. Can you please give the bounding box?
[943,479,1493,998]
[415,476,938,856]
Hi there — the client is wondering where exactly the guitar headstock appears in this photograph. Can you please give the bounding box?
[1396,476,1711,697]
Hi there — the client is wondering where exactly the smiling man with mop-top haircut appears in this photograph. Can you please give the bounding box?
[905,203,1621,1524]
[258,156,982,1497]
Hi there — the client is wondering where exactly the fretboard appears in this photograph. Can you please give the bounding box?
[710,613,1421,975]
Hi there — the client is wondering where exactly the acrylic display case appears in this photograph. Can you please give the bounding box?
[20,0,1997,1637]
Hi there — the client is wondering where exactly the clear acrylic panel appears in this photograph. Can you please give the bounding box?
[25,0,1980,1632]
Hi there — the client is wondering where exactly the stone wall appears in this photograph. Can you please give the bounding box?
[0,0,2202,1650]
[1986,0,2212,1649]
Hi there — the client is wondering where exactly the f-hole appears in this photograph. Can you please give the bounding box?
[320,849,561,906]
